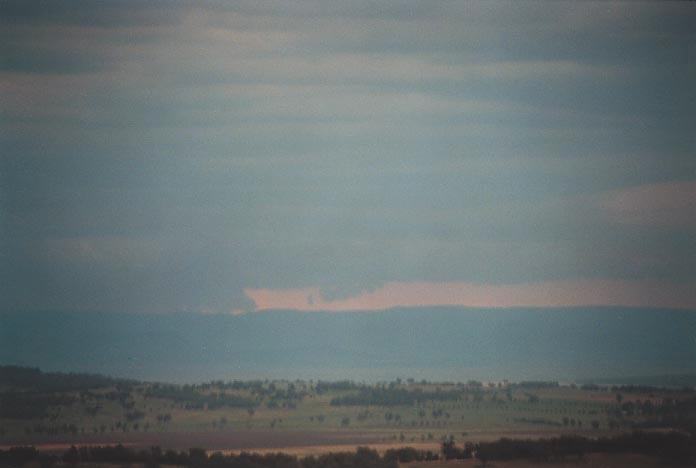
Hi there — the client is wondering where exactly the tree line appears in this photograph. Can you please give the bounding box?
[330,387,463,406]
[0,445,430,468]
[3,431,694,468]
[0,366,135,394]
[143,385,257,410]
[443,431,695,465]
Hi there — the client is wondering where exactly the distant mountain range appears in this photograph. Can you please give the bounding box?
[2,307,695,385]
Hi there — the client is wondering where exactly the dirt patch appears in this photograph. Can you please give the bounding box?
[1,430,388,453]
[0,428,606,454]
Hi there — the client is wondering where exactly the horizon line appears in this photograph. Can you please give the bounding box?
[4,303,696,316]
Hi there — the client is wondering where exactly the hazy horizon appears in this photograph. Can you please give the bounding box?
[2,6,696,465]
[2,1,695,317]
[1,1,695,391]
[3,306,695,384]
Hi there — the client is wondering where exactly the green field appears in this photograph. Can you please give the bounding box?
[3,367,693,452]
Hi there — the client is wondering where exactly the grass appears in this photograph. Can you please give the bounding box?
[4,379,689,452]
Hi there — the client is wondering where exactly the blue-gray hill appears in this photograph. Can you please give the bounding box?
[1,307,694,384]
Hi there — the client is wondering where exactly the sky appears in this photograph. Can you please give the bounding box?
[1,1,695,314]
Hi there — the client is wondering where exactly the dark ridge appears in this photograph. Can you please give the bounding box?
[2,307,695,383]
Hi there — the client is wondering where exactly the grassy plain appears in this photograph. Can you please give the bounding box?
[3,370,691,454]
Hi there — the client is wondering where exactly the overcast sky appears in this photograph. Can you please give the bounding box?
[1,1,695,314]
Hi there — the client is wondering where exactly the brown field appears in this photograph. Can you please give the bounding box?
[2,428,623,457]
[214,441,442,457]
[2,427,615,455]
[1,430,386,453]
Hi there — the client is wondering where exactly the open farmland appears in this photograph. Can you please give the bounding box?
[2,367,695,454]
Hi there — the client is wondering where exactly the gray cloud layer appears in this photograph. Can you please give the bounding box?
[1,1,694,313]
